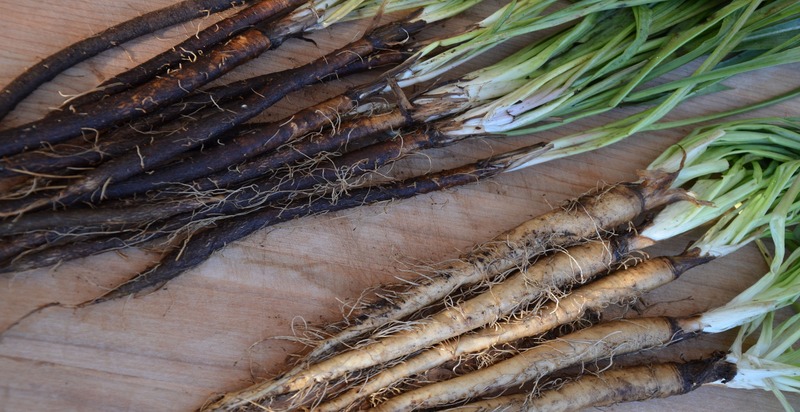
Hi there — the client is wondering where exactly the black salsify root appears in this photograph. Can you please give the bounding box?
[0,26,274,158]
[111,126,445,219]
[0,127,453,268]
[0,108,465,276]
[0,129,441,269]
[0,145,520,336]
[132,108,412,197]
[0,194,207,236]
[159,77,441,197]
[0,129,522,276]
[56,51,413,198]
[0,123,239,217]
[72,20,428,199]
[85,154,508,305]
[0,0,251,122]
[0,220,181,275]
[0,50,409,179]
[47,18,428,201]
[60,0,308,110]
[0,0,399,159]
[0,231,54,263]
[0,19,427,217]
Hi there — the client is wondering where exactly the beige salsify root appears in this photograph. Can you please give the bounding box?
[272,234,647,411]
[312,239,641,411]
[203,170,695,411]
[316,251,710,411]
[307,169,691,355]
[372,314,708,411]
[444,356,737,412]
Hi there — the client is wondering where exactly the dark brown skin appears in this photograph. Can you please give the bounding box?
[0,198,221,274]
[0,0,250,121]
[0,139,510,279]
[56,20,424,197]
[0,232,51,263]
[0,128,433,238]
[83,150,512,305]
[0,29,272,157]
[499,357,736,412]
[114,81,453,199]
[2,0,403,159]
[70,51,412,197]
[188,109,411,192]
[0,132,435,269]
[183,85,471,194]
[61,0,307,110]
[0,198,206,236]
[0,227,171,275]
[0,50,408,179]
[0,19,426,216]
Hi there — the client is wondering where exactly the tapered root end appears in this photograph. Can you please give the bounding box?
[79,257,178,308]
[0,301,61,338]
[77,296,106,309]
[78,277,166,308]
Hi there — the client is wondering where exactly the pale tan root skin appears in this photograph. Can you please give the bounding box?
[373,317,686,411]
[315,241,656,412]
[208,237,669,410]
[206,173,683,411]
[449,255,682,358]
[445,363,686,412]
[233,236,633,411]
[356,259,680,410]
[300,171,680,365]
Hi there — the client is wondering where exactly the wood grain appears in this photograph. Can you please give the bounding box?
[0,1,799,411]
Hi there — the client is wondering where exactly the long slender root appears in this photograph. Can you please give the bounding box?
[309,241,632,411]
[0,0,248,120]
[0,18,426,217]
[312,250,710,411]
[81,156,514,307]
[294,170,690,371]
[0,30,273,158]
[0,50,406,180]
[62,0,307,109]
[372,315,705,411]
[446,354,736,412]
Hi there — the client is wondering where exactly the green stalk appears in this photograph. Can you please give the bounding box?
[405,10,605,123]
[634,120,799,245]
[489,119,800,251]
[612,0,757,106]
[689,161,800,259]
[459,0,799,146]
[394,0,669,88]
[626,45,800,103]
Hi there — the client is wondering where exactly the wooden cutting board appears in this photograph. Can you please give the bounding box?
[0,1,799,410]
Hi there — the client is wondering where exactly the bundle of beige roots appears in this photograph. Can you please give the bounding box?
[199,169,691,411]
[199,118,800,411]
